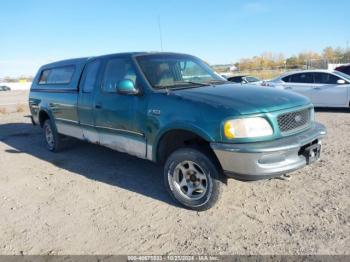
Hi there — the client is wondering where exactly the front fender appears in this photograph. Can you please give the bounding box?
[152,122,215,161]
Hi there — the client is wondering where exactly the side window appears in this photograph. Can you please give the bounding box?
[290,73,313,83]
[82,60,101,93]
[328,74,340,84]
[39,70,50,84]
[282,75,291,82]
[228,76,242,83]
[38,66,75,85]
[233,76,242,82]
[102,57,137,93]
[314,73,340,84]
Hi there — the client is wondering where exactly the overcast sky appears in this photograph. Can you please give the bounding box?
[1,0,349,77]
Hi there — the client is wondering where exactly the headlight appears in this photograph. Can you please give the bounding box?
[224,117,273,139]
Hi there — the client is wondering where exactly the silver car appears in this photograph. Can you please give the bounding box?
[264,70,350,108]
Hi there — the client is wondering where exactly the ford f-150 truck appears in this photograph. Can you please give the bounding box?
[29,52,326,210]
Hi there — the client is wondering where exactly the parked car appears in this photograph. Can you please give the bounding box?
[227,75,261,85]
[264,70,350,108]
[29,52,326,210]
[0,85,11,91]
[335,64,350,76]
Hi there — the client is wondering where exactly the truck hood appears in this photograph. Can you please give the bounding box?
[172,84,311,115]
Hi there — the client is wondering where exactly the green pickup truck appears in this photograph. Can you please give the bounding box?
[29,52,326,210]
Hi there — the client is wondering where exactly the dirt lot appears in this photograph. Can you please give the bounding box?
[0,91,349,255]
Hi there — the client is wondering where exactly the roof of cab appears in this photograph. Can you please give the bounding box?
[43,52,148,67]
[42,57,90,68]
[40,51,193,69]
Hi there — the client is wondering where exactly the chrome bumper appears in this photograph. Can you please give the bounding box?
[211,122,327,181]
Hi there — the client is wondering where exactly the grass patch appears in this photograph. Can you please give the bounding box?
[16,104,27,113]
[0,104,28,115]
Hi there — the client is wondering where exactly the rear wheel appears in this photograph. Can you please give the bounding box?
[43,119,62,152]
[164,147,223,211]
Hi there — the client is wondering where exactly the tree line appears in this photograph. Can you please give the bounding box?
[234,46,350,71]
[0,75,33,83]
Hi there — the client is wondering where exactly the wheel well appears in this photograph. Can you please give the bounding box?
[39,110,50,127]
[157,129,218,165]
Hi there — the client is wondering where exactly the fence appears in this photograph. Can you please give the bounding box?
[306,58,350,70]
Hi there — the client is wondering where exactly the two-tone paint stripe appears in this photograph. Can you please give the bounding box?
[55,117,144,137]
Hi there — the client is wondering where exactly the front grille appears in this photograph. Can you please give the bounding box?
[277,108,311,134]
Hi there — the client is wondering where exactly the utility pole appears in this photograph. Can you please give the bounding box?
[158,15,163,51]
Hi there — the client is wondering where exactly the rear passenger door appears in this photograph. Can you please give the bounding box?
[78,59,102,143]
[281,73,315,102]
[312,72,349,107]
[93,56,147,159]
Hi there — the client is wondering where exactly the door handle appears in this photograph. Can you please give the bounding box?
[284,86,292,90]
[313,87,321,90]
[95,103,102,109]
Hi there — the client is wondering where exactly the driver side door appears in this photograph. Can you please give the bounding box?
[93,56,147,159]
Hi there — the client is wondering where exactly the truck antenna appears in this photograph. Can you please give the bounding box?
[158,15,163,51]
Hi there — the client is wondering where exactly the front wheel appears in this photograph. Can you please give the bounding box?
[164,148,223,211]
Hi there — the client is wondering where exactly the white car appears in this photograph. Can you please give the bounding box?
[264,70,350,108]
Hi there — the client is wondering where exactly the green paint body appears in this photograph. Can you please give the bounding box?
[29,53,312,162]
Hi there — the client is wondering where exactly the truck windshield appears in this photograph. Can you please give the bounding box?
[136,54,227,90]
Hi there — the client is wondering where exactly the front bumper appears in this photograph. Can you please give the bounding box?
[211,122,327,181]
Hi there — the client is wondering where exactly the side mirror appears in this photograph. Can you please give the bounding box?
[337,79,346,85]
[117,79,139,95]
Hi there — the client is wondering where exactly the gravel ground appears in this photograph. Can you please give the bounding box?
[0,91,349,255]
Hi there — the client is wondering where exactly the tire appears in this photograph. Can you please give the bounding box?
[164,147,224,211]
[43,119,62,152]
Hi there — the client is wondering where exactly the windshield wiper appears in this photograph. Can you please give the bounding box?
[174,80,208,86]
[154,81,208,90]
[207,79,229,85]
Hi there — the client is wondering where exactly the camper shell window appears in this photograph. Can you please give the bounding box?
[38,66,75,85]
